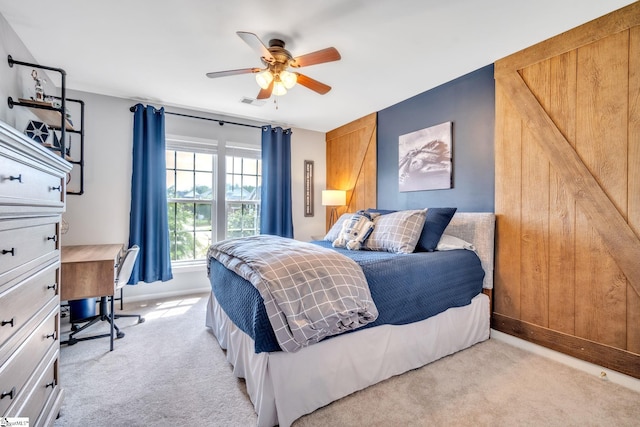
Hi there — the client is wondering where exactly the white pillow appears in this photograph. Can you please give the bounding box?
[436,234,476,252]
[323,213,352,241]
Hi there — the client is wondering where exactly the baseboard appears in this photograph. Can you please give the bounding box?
[491,329,640,394]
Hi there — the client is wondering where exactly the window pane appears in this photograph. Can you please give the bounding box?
[244,176,258,200]
[175,171,194,197]
[243,158,257,175]
[241,204,257,229]
[166,170,176,198]
[233,157,242,173]
[194,231,211,260]
[195,152,213,171]
[176,151,194,170]
[194,172,212,199]
[174,232,194,261]
[168,202,177,232]
[195,204,212,230]
[166,150,175,169]
[176,203,195,232]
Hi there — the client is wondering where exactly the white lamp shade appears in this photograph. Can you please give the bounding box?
[273,80,287,96]
[322,190,346,206]
[255,70,273,89]
[280,70,297,89]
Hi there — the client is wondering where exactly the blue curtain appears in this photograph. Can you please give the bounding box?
[260,126,294,237]
[128,104,173,284]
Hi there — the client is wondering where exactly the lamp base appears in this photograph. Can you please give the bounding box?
[329,208,338,228]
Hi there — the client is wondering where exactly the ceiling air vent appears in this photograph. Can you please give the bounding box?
[240,97,266,107]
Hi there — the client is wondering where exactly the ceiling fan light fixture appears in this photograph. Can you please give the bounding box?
[255,70,273,89]
[280,70,297,89]
[273,79,287,96]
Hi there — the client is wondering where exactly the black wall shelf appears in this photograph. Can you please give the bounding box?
[7,55,85,195]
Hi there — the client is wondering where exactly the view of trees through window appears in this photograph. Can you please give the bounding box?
[226,155,261,238]
[166,148,261,262]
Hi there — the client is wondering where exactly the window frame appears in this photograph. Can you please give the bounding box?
[165,135,261,266]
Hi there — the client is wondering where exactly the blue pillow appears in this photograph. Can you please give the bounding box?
[415,207,457,252]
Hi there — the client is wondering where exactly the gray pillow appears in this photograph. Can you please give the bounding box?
[363,209,427,254]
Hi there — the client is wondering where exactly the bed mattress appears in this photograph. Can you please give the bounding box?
[209,242,484,353]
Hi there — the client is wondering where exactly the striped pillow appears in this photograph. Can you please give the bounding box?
[363,209,427,254]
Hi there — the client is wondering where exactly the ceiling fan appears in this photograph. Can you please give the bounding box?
[206,31,341,99]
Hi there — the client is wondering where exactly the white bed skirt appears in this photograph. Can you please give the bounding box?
[206,291,490,427]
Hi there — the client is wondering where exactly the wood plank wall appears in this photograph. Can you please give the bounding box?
[494,2,640,378]
[325,113,377,231]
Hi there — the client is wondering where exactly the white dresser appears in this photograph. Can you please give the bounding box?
[0,120,71,425]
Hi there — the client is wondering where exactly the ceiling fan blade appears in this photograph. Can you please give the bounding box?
[295,73,331,95]
[290,47,341,68]
[206,68,261,78]
[256,80,274,99]
[237,31,276,64]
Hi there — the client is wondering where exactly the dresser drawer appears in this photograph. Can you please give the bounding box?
[0,310,57,415]
[0,218,58,279]
[0,154,64,207]
[9,348,59,424]
[0,262,58,349]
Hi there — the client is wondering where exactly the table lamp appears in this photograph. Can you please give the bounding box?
[322,189,346,227]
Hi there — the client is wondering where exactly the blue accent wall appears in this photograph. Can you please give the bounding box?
[377,64,495,212]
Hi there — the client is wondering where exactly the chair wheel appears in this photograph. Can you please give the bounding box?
[138,317,145,324]
[71,324,79,332]
[67,338,77,346]
[116,331,125,339]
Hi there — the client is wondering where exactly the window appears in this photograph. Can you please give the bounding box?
[225,154,261,238]
[166,144,261,263]
[166,150,214,262]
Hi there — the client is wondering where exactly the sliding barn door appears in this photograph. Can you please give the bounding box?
[493,2,640,378]
[325,113,377,231]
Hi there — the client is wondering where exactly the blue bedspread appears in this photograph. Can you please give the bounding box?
[209,240,484,353]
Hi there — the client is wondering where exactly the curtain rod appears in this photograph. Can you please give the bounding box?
[129,105,262,129]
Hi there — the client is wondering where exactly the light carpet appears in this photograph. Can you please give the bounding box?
[54,293,640,427]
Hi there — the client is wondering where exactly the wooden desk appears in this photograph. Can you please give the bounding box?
[60,244,124,351]
[61,244,123,301]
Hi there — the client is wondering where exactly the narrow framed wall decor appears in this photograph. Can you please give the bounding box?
[398,121,452,192]
[304,160,314,217]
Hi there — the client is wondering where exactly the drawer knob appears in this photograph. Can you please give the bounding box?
[1,318,14,327]
[50,185,62,192]
[46,332,57,340]
[1,248,15,256]
[47,283,58,291]
[46,380,56,389]
[6,174,22,183]
[47,235,58,242]
[1,386,16,400]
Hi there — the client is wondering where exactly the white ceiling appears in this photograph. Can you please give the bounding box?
[0,1,634,132]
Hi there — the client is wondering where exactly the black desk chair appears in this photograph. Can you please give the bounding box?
[65,245,145,350]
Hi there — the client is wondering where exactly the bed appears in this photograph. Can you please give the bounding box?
[205,211,495,427]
